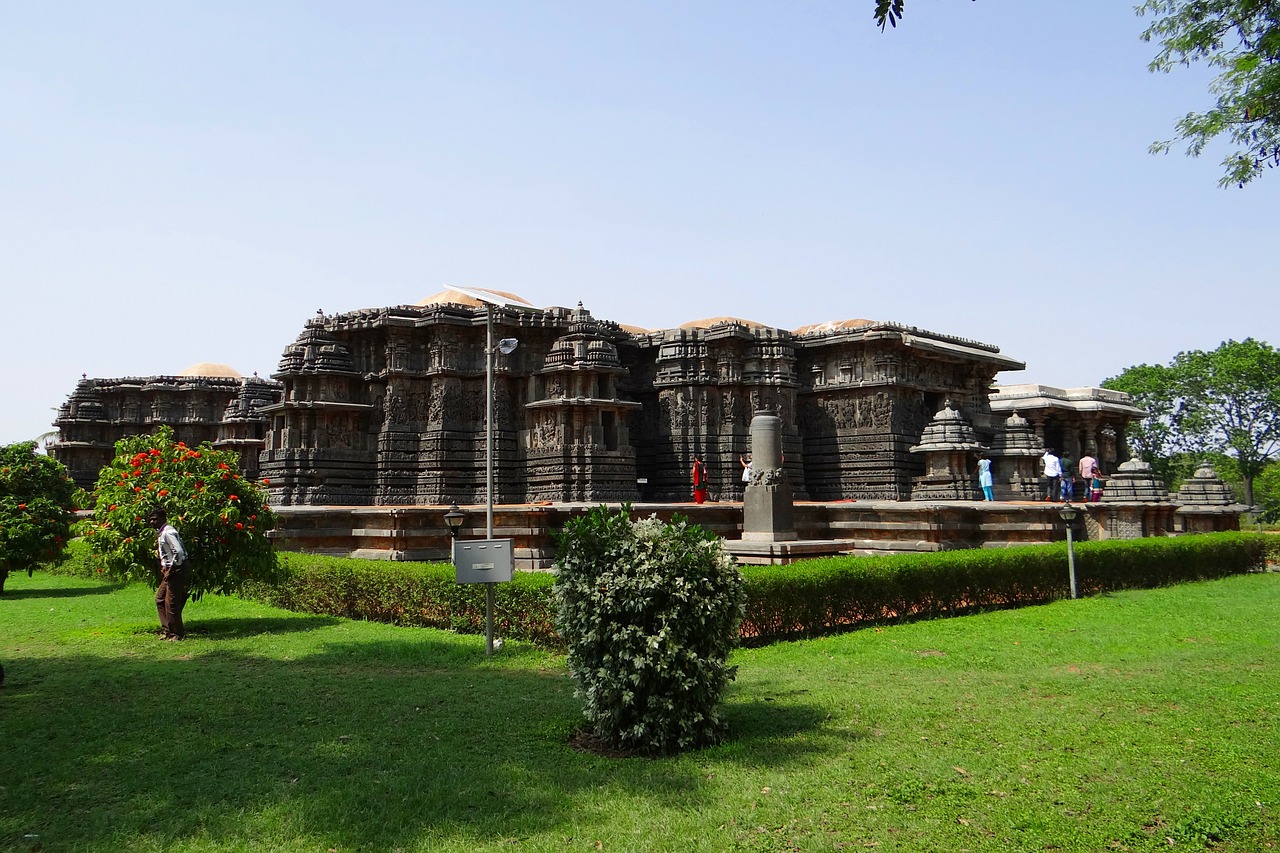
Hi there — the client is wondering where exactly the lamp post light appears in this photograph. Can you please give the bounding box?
[442,285,540,658]
[1059,502,1080,599]
[443,503,466,539]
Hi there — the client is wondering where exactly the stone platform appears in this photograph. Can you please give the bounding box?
[268,497,1229,569]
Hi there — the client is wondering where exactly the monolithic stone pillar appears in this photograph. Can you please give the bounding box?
[742,410,796,542]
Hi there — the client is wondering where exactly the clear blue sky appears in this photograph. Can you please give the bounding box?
[2,1,1275,445]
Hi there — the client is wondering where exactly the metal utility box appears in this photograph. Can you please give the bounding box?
[453,538,515,584]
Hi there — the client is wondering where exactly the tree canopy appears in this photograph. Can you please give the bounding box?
[0,442,79,594]
[1139,0,1280,187]
[83,428,281,599]
[1103,338,1280,506]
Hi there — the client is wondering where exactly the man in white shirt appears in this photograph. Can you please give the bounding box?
[1041,448,1063,502]
[149,509,190,641]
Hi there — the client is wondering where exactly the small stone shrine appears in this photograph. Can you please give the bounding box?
[1101,457,1171,503]
[987,410,1043,500]
[1173,463,1246,533]
[907,401,986,501]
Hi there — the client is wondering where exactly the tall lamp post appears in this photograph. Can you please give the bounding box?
[483,304,518,655]
[445,285,540,656]
[1059,502,1080,599]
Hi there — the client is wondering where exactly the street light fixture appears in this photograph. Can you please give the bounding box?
[443,503,466,539]
[1059,502,1080,599]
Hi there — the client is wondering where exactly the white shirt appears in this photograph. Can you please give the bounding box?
[157,523,187,570]
[1041,452,1062,478]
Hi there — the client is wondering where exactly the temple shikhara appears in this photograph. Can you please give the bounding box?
[50,288,1242,561]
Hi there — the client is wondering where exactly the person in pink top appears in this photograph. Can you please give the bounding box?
[1079,454,1100,502]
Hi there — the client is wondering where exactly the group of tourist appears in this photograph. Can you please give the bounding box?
[972,449,1105,502]
[691,449,1107,505]
[1039,448,1104,503]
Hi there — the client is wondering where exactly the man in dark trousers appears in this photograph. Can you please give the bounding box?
[149,509,189,641]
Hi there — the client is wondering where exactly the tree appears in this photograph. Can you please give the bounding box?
[1138,1,1280,187]
[83,428,281,599]
[0,443,79,594]
[1104,338,1280,505]
[1172,338,1280,504]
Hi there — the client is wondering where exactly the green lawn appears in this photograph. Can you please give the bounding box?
[2,570,1278,852]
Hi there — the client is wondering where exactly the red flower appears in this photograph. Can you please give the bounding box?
[217,463,230,471]
[229,495,238,501]
[158,490,168,497]
[235,522,244,530]
[17,503,26,510]
[134,487,142,493]
[262,478,271,485]
[109,504,117,511]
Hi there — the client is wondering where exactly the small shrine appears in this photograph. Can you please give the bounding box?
[1174,463,1246,533]
[908,401,985,501]
[988,410,1043,500]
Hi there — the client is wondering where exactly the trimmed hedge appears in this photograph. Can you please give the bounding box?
[45,533,1274,648]
[737,532,1268,645]
[242,552,560,646]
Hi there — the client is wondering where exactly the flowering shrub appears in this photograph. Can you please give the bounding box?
[82,427,281,598]
[553,507,746,755]
[0,442,79,594]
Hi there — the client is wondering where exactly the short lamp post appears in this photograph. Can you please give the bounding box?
[444,503,466,539]
[1059,502,1080,599]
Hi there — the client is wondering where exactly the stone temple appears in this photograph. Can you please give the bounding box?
[51,291,1152,511]
[59,289,1232,561]
[247,289,1138,507]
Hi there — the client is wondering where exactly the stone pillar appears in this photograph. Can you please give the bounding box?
[742,410,796,542]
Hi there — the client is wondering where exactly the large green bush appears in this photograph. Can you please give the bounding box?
[553,508,746,755]
[0,442,79,594]
[82,427,281,598]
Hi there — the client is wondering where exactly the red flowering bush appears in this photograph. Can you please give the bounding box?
[0,442,79,594]
[83,427,281,598]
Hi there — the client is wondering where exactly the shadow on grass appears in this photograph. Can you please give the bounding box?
[167,615,344,639]
[0,582,129,600]
[0,633,853,851]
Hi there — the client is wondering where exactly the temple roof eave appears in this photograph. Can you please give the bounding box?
[988,390,1146,419]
